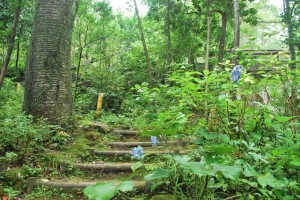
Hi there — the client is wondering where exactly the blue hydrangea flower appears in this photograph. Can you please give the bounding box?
[230,65,243,82]
[151,136,159,147]
[131,146,144,160]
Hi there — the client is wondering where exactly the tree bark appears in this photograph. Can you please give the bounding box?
[166,0,172,66]
[133,0,153,88]
[164,0,172,84]
[283,0,297,69]
[233,0,240,65]
[24,0,78,124]
[205,0,211,71]
[218,6,229,65]
[15,41,20,69]
[0,0,22,90]
[74,24,88,105]
[74,47,83,104]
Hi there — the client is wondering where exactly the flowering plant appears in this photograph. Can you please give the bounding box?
[130,146,144,160]
[151,136,159,147]
[230,65,243,82]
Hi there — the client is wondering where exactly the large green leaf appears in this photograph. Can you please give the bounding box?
[84,182,117,200]
[290,157,300,166]
[243,163,259,177]
[174,155,192,163]
[117,181,135,192]
[179,161,215,176]
[131,161,143,172]
[274,114,294,123]
[212,164,242,181]
[177,158,242,181]
[144,167,173,181]
[257,173,286,189]
[83,181,135,200]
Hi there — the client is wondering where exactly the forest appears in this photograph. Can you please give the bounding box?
[0,0,299,199]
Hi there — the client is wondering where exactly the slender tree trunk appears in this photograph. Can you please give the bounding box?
[74,47,82,104]
[284,0,296,69]
[233,0,240,65]
[204,0,211,128]
[74,24,88,105]
[205,0,211,71]
[15,41,20,69]
[133,0,153,88]
[166,0,172,66]
[0,0,22,90]
[163,0,172,83]
[218,11,228,65]
[24,0,78,124]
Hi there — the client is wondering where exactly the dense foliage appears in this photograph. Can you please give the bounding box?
[0,0,299,199]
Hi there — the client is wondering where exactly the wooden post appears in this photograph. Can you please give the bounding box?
[95,93,104,118]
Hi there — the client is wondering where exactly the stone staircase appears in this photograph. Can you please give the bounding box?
[26,122,187,198]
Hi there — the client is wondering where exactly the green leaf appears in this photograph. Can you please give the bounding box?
[83,181,135,200]
[206,74,215,83]
[140,129,160,136]
[178,161,214,177]
[204,145,236,155]
[212,164,242,181]
[239,179,258,187]
[160,128,175,136]
[84,182,117,200]
[243,163,259,177]
[263,113,272,127]
[174,155,192,163]
[175,113,187,124]
[117,181,135,192]
[131,161,143,172]
[274,114,294,123]
[290,157,300,166]
[257,173,286,189]
[248,152,269,163]
[144,168,173,181]
[170,122,182,131]
[203,70,210,76]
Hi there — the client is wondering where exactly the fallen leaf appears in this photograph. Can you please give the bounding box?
[1,194,8,200]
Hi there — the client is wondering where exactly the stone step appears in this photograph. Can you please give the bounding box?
[26,177,146,194]
[85,122,112,132]
[86,122,138,136]
[90,149,184,157]
[113,129,139,135]
[61,162,134,172]
[106,141,179,148]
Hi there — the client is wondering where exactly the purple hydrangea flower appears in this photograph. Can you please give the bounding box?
[151,136,159,147]
[131,146,144,160]
[230,65,243,82]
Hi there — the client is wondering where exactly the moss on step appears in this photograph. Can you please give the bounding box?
[150,194,175,200]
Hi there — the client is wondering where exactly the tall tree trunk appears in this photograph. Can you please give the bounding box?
[284,0,296,69]
[233,0,240,65]
[205,0,211,71]
[133,0,153,88]
[74,47,83,105]
[218,10,228,65]
[163,0,172,84]
[0,0,22,90]
[15,41,20,69]
[74,24,88,105]
[166,0,172,66]
[24,0,78,124]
